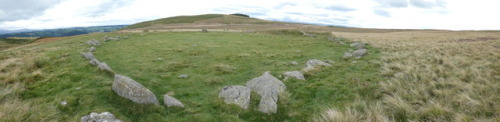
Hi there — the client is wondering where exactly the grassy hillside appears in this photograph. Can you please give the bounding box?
[0,37,38,50]
[0,31,382,121]
[121,14,280,30]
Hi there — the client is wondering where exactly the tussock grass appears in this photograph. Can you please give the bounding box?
[315,31,500,121]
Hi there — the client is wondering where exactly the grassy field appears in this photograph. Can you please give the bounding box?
[0,31,382,121]
[0,37,38,50]
[316,31,500,121]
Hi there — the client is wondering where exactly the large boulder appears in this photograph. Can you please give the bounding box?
[112,74,159,105]
[163,94,184,108]
[258,89,278,114]
[81,52,95,60]
[81,112,122,122]
[283,71,305,80]
[303,59,331,71]
[245,71,286,96]
[353,49,368,58]
[218,85,251,109]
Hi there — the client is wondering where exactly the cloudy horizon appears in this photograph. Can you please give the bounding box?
[0,0,499,31]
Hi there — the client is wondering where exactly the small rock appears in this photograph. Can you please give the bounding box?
[97,62,113,72]
[61,100,67,106]
[112,74,159,105]
[356,43,366,49]
[353,49,368,58]
[81,52,95,60]
[350,42,359,47]
[157,58,163,60]
[90,59,100,66]
[290,61,298,65]
[163,94,184,108]
[179,74,189,78]
[303,59,331,71]
[343,52,353,59]
[89,47,96,52]
[352,61,358,64]
[81,112,122,122]
[86,39,100,46]
[218,85,251,109]
[283,71,305,80]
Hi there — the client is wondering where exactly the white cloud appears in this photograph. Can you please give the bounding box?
[0,0,499,30]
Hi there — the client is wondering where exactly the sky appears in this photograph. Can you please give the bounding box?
[0,0,499,30]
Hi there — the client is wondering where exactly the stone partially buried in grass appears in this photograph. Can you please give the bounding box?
[112,74,160,105]
[258,89,278,114]
[81,52,95,60]
[218,85,251,109]
[97,62,113,72]
[283,71,305,80]
[163,94,184,108]
[81,111,122,122]
[353,49,368,58]
[303,59,331,71]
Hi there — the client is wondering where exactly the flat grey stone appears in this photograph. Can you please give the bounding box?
[112,74,159,105]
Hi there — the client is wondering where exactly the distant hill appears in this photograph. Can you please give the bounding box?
[119,14,407,33]
[120,14,281,30]
[0,25,127,37]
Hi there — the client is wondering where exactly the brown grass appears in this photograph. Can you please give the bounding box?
[315,31,500,121]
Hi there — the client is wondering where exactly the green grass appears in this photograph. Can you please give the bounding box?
[122,14,224,29]
[0,38,37,50]
[1,31,382,121]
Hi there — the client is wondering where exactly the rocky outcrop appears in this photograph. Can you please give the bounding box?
[283,71,305,80]
[81,112,122,122]
[218,85,251,109]
[163,94,184,108]
[112,74,159,105]
[303,59,331,71]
